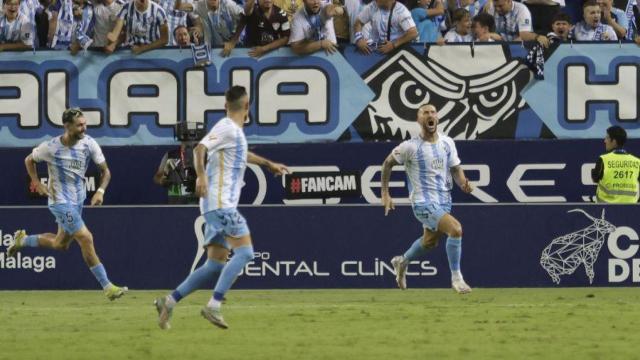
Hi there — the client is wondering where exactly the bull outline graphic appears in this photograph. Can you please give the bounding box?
[540,209,616,284]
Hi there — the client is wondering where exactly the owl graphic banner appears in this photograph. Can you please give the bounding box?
[0,43,639,146]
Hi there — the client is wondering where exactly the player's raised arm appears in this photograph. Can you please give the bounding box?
[381,153,399,216]
[247,151,289,176]
[451,165,473,194]
[90,162,111,206]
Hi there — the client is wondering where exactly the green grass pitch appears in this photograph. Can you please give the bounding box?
[0,288,638,360]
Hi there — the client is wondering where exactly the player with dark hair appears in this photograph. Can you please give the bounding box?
[8,108,128,300]
[591,126,640,203]
[154,86,289,330]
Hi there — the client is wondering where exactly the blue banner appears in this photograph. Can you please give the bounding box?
[0,204,638,289]
[1,43,640,145]
[1,140,639,205]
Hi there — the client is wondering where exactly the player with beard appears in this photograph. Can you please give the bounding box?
[8,108,128,301]
[380,104,474,294]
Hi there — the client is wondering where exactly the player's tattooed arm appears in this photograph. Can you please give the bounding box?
[451,165,473,193]
[381,154,398,215]
[247,152,289,176]
[24,154,49,197]
[91,161,111,205]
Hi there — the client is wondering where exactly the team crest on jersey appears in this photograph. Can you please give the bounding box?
[132,23,150,37]
[431,158,444,170]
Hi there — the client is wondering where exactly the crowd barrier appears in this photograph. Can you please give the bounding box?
[1,140,639,205]
[0,204,638,289]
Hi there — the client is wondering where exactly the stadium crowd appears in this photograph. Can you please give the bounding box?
[0,0,638,54]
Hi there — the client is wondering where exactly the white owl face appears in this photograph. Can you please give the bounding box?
[352,46,532,140]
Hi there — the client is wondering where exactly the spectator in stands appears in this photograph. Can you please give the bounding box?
[46,0,74,49]
[472,12,495,41]
[154,0,193,46]
[0,0,34,51]
[192,0,245,50]
[572,0,617,41]
[173,23,192,45]
[447,0,487,18]
[106,0,169,54]
[521,0,562,35]
[223,0,290,57]
[69,0,95,54]
[332,0,350,43]
[597,0,627,39]
[591,126,640,203]
[438,7,472,42]
[92,0,122,50]
[288,0,344,55]
[546,11,570,41]
[19,0,41,47]
[488,0,538,41]
[354,0,417,54]
[344,0,372,43]
[274,0,302,22]
[523,0,564,5]
[411,0,444,43]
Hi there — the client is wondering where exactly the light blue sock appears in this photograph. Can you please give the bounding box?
[24,235,39,247]
[173,259,224,302]
[403,238,429,261]
[89,263,111,288]
[213,245,254,301]
[445,236,462,272]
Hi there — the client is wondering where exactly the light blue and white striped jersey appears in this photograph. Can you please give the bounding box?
[443,28,472,42]
[199,117,248,214]
[72,4,96,43]
[459,0,487,18]
[153,0,189,45]
[166,9,187,45]
[92,0,124,47]
[31,135,105,206]
[193,0,243,47]
[0,12,33,45]
[572,21,618,41]
[357,1,415,43]
[19,0,39,45]
[49,0,74,48]
[344,0,370,43]
[118,1,168,45]
[288,3,336,44]
[487,1,532,41]
[392,133,461,206]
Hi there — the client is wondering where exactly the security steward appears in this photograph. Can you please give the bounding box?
[591,126,640,203]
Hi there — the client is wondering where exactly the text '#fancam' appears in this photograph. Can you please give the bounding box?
[285,172,361,199]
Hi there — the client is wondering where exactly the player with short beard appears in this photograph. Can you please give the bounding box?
[8,108,128,301]
[381,104,474,294]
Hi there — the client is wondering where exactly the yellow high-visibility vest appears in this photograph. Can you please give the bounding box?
[596,152,640,203]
